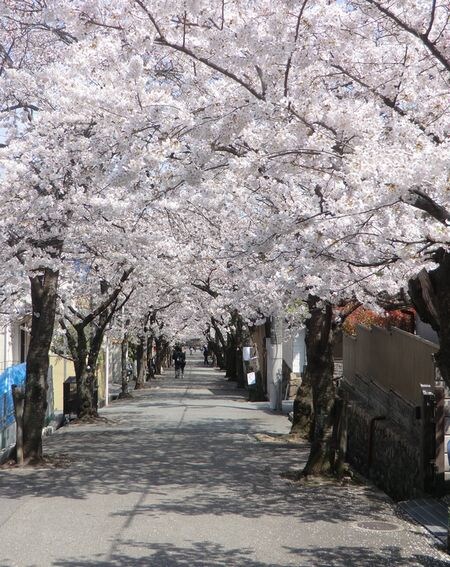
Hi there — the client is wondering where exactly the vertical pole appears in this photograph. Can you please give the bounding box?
[105,336,110,407]
[268,315,283,412]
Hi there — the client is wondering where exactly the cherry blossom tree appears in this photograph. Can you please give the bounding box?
[1,0,448,474]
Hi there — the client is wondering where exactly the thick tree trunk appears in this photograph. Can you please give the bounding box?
[66,323,99,419]
[409,250,450,388]
[211,318,227,369]
[225,331,237,381]
[22,269,59,463]
[160,340,171,370]
[302,297,338,477]
[78,367,98,418]
[146,335,155,379]
[291,369,314,439]
[61,277,129,418]
[247,328,266,402]
[154,337,163,375]
[135,334,147,389]
[225,312,248,386]
[119,334,131,398]
[235,313,250,388]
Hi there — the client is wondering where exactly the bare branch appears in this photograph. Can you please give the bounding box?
[284,0,309,97]
[404,188,450,225]
[363,0,450,72]
[425,0,437,38]
[134,0,265,100]
[330,63,442,144]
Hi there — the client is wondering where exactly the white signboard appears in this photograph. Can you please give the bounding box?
[247,372,256,386]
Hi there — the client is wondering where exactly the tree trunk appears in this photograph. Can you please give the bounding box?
[146,335,155,379]
[211,317,227,369]
[302,297,338,477]
[78,366,97,418]
[225,332,237,381]
[12,385,25,466]
[409,250,450,388]
[247,328,266,402]
[160,340,171,370]
[61,277,130,418]
[291,369,314,439]
[154,337,163,375]
[65,323,99,419]
[135,334,147,389]
[235,313,250,388]
[119,334,131,398]
[22,269,60,463]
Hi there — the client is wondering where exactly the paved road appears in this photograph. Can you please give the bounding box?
[0,355,449,566]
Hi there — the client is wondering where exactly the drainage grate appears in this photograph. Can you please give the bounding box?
[356,521,400,532]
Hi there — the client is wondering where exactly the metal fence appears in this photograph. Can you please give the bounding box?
[0,392,12,434]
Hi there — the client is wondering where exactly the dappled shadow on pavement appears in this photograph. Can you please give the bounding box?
[284,545,450,567]
[1,358,447,566]
[53,541,282,566]
[51,541,450,567]
[0,410,393,528]
[0,355,399,529]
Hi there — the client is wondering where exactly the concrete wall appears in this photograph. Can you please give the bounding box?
[49,355,75,411]
[342,325,446,498]
[108,341,123,384]
[344,325,438,406]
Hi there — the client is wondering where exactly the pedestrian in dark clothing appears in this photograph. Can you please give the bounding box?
[181,347,187,377]
[172,346,186,379]
[203,345,209,366]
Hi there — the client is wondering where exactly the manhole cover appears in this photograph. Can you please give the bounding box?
[356,521,400,532]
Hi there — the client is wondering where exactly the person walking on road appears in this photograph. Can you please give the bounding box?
[202,345,209,366]
[172,345,186,379]
[181,347,187,377]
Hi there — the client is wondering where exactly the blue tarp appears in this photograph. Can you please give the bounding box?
[0,363,26,428]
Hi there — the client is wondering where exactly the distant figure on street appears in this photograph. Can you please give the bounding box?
[172,345,186,379]
[202,345,209,366]
[181,347,187,377]
[189,346,193,355]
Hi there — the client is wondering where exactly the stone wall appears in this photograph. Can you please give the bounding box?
[346,401,423,501]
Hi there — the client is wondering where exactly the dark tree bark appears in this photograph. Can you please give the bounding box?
[225,329,238,381]
[161,340,171,369]
[247,326,266,402]
[211,317,227,369]
[154,336,163,375]
[291,369,314,439]
[119,329,132,398]
[289,298,361,475]
[224,311,249,387]
[135,333,147,389]
[61,272,133,417]
[302,297,337,476]
[146,334,155,379]
[235,314,250,388]
[12,385,25,466]
[22,268,60,463]
[409,249,450,386]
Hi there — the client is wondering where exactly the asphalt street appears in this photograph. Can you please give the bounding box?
[0,354,448,566]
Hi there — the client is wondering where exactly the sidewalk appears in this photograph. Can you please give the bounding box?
[0,354,448,566]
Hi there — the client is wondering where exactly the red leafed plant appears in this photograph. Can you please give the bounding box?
[342,306,415,336]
